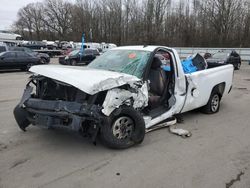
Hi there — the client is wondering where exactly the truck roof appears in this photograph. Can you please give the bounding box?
[112,45,173,52]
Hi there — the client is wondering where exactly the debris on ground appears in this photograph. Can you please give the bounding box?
[146,117,191,138]
[169,124,192,138]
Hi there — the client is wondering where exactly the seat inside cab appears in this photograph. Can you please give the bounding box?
[147,50,174,113]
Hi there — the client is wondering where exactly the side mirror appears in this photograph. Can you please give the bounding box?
[0,57,4,60]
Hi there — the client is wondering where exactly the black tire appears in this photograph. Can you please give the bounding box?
[13,105,30,131]
[26,63,33,71]
[234,62,241,70]
[201,91,221,114]
[40,58,47,64]
[71,60,77,66]
[100,106,145,149]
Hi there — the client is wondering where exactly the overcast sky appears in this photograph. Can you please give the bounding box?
[0,0,75,30]
[0,0,43,30]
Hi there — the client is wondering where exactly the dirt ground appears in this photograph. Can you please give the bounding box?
[0,60,250,188]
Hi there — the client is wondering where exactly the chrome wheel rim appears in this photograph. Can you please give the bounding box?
[112,116,134,140]
[211,95,219,112]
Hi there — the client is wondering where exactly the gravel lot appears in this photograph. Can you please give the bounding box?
[0,59,250,188]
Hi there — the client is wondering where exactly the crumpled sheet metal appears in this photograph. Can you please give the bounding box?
[91,76,139,94]
[102,83,148,116]
[146,117,192,138]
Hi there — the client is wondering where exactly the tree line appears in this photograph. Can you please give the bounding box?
[14,0,250,47]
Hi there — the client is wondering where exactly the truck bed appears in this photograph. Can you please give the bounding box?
[182,64,234,113]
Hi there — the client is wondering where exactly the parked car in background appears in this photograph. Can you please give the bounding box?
[9,47,50,64]
[61,41,75,50]
[58,41,69,49]
[0,51,43,71]
[20,41,47,50]
[198,52,212,59]
[59,48,100,65]
[101,43,117,52]
[206,51,241,70]
[42,40,57,50]
[0,30,22,40]
[62,48,73,56]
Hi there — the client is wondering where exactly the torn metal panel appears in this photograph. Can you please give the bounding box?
[102,83,148,116]
[146,117,177,133]
[91,77,140,94]
[18,85,33,107]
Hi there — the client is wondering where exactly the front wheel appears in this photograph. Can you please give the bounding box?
[40,58,47,64]
[201,92,221,114]
[100,106,145,149]
[26,63,34,71]
[234,62,241,70]
[71,60,77,66]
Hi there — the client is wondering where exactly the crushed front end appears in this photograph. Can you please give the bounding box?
[14,75,106,140]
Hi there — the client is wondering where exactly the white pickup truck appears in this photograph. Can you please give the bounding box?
[14,46,234,149]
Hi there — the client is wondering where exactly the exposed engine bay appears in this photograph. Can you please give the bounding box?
[16,75,150,142]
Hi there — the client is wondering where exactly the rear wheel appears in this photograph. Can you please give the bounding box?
[100,106,145,149]
[26,63,33,71]
[234,62,241,70]
[40,58,47,64]
[71,60,77,66]
[201,91,221,114]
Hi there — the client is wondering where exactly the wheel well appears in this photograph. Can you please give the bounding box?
[212,82,225,98]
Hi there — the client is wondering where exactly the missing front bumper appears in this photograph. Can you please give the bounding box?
[14,85,103,131]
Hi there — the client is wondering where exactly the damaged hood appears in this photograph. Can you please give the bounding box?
[30,65,140,95]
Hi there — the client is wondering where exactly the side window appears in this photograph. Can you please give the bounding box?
[0,46,6,53]
[16,52,29,57]
[4,52,15,57]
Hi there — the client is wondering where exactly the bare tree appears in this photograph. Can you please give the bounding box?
[42,0,73,39]
[13,0,250,47]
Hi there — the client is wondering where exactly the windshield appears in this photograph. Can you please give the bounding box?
[69,50,80,56]
[212,52,229,59]
[88,49,151,78]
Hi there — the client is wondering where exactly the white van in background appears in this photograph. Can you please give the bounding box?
[101,42,117,52]
[74,42,102,50]
[0,30,22,40]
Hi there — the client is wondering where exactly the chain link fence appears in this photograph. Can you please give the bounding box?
[175,47,250,61]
